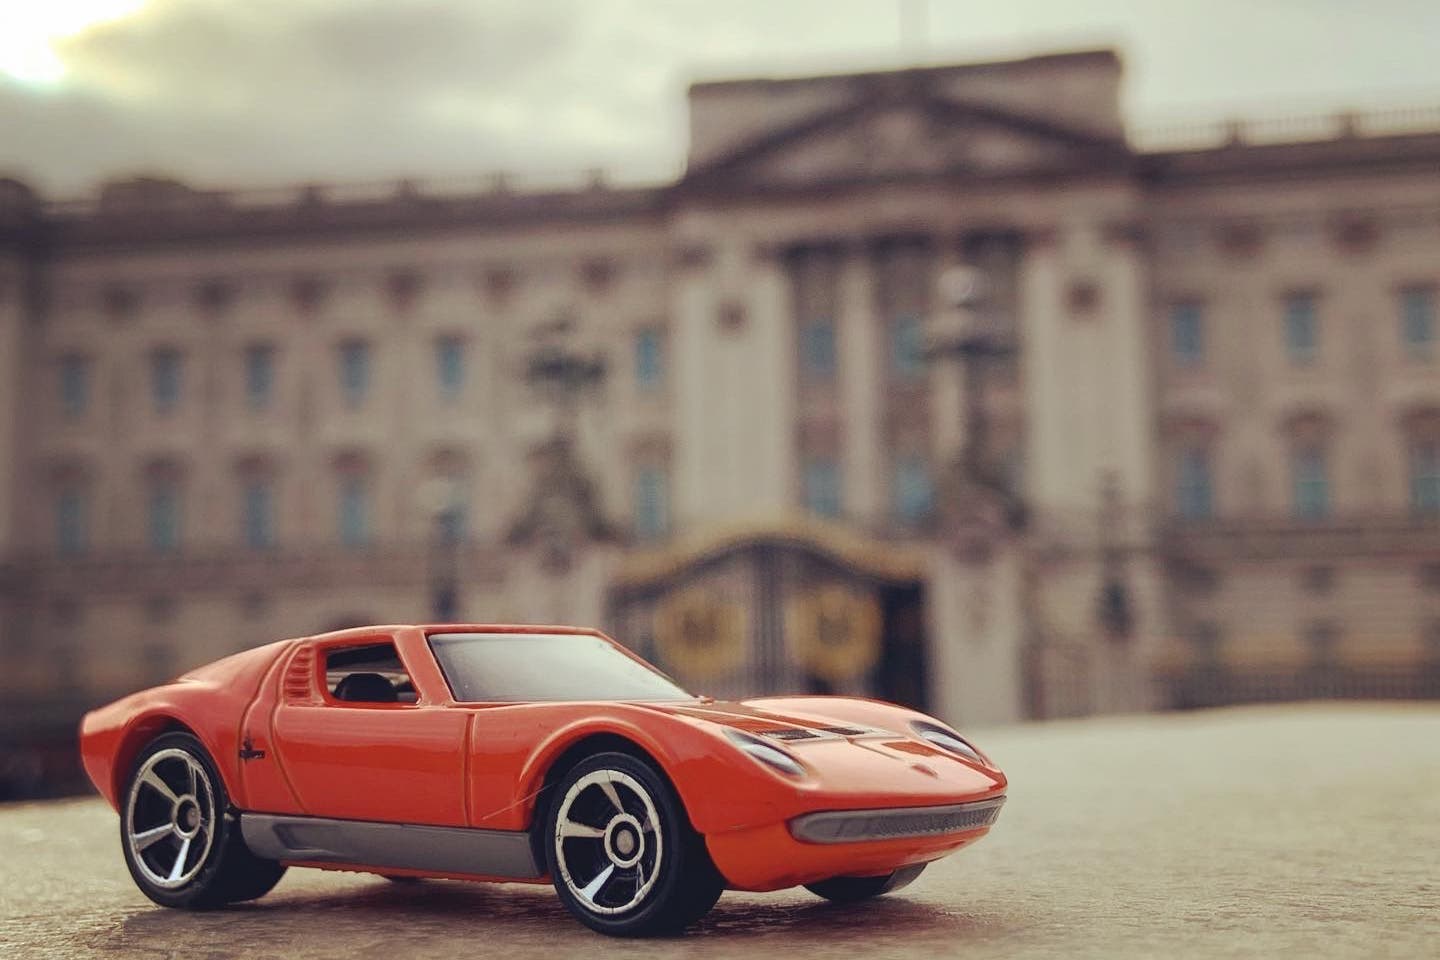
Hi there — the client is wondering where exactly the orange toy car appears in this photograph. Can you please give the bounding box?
[80,624,1006,935]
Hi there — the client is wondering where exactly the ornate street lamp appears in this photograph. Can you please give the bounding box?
[418,477,463,622]
[507,316,614,572]
[926,263,1026,559]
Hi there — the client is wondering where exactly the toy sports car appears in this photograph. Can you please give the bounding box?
[80,624,1006,935]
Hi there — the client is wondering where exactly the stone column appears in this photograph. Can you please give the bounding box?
[672,238,795,526]
[670,243,720,527]
[837,244,884,524]
[745,244,796,516]
[1019,228,1070,525]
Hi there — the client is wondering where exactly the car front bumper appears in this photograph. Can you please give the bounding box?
[705,794,1006,891]
[788,795,1005,844]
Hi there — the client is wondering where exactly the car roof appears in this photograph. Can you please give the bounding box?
[299,623,607,644]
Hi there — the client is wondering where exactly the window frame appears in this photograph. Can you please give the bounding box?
[435,334,465,402]
[1282,291,1320,367]
[1175,446,1215,521]
[1291,444,1330,521]
[244,343,276,412]
[150,347,183,414]
[1400,284,1436,360]
[1411,438,1440,516]
[803,457,843,519]
[58,353,90,420]
[337,473,372,547]
[147,477,182,553]
[633,464,669,541]
[634,326,666,393]
[315,638,422,709]
[1169,300,1205,368]
[337,339,371,409]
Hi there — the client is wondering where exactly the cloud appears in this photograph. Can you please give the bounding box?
[3,0,681,193]
[2,0,1438,197]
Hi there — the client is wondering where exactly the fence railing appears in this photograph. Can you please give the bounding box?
[1133,103,1440,152]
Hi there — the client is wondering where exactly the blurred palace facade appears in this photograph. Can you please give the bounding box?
[3,48,1440,793]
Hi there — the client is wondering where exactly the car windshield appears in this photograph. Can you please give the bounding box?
[427,632,693,703]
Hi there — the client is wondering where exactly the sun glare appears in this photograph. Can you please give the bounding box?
[0,0,148,85]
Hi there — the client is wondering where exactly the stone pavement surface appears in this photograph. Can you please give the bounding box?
[2,704,1437,959]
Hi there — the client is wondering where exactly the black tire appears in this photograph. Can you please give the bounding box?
[119,731,286,909]
[544,751,723,936]
[804,863,927,903]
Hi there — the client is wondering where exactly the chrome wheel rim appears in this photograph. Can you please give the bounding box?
[553,770,663,916]
[124,748,217,890]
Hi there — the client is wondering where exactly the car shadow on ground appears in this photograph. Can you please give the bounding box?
[107,875,1015,956]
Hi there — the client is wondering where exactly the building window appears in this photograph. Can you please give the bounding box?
[436,501,466,544]
[150,347,182,413]
[1303,620,1339,668]
[1170,301,1205,367]
[799,320,836,382]
[1176,447,1214,521]
[242,477,275,549]
[1187,621,1222,664]
[1425,620,1440,659]
[55,488,88,556]
[1400,286,1435,359]
[635,327,665,392]
[58,354,90,419]
[803,458,843,519]
[436,335,465,402]
[1412,439,1440,516]
[633,465,669,541]
[338,474,370,547]
[1292,445,1329,520]
[890,313,927,382]
[244,344,275,411]
[147,478,181,553]
[338,340,370,408]
[1283,292,1319,366]
[892,455,933,524]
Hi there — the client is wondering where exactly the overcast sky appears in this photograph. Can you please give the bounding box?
[4,0,1440,196]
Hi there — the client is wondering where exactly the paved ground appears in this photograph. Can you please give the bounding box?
[3,703,1437,959]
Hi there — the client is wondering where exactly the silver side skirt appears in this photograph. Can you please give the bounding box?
[240,813,542,880]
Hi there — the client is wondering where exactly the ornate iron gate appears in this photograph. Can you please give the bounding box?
[606,526,929,710]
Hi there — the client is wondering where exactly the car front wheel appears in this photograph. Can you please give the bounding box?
[545,751,723,936]
[120,731,286,908]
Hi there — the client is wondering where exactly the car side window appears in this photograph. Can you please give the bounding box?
[323,642,418,704]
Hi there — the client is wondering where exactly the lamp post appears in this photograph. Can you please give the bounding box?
[926,263,1024,553]
[419,477,462,622]
[506,317,613,574]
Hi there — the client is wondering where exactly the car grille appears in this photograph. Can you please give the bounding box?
[761,728,820,741]
[788,797,1005,844]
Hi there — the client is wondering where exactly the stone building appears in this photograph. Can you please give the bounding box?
[2,48,1439,794]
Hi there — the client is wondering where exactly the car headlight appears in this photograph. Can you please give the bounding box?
[724,729,806,778]
[911,722,986,764]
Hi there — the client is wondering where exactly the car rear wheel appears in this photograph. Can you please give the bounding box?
[804,863,927,903]
[545,751,723,936]
[120,731,286,908]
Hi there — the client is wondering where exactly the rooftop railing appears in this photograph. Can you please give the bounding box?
[1132,103,1440,152]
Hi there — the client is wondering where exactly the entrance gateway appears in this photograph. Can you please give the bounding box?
[606,521,929,710]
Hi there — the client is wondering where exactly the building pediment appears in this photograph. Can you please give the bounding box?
[683,92,1130,191]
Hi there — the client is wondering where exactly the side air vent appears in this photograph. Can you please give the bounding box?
[761,728,819,742]
[283,647,316,701]
[819,726,868,736]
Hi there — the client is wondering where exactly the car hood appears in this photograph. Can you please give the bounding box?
[646,699,897,737]
[637,698,1004,803]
